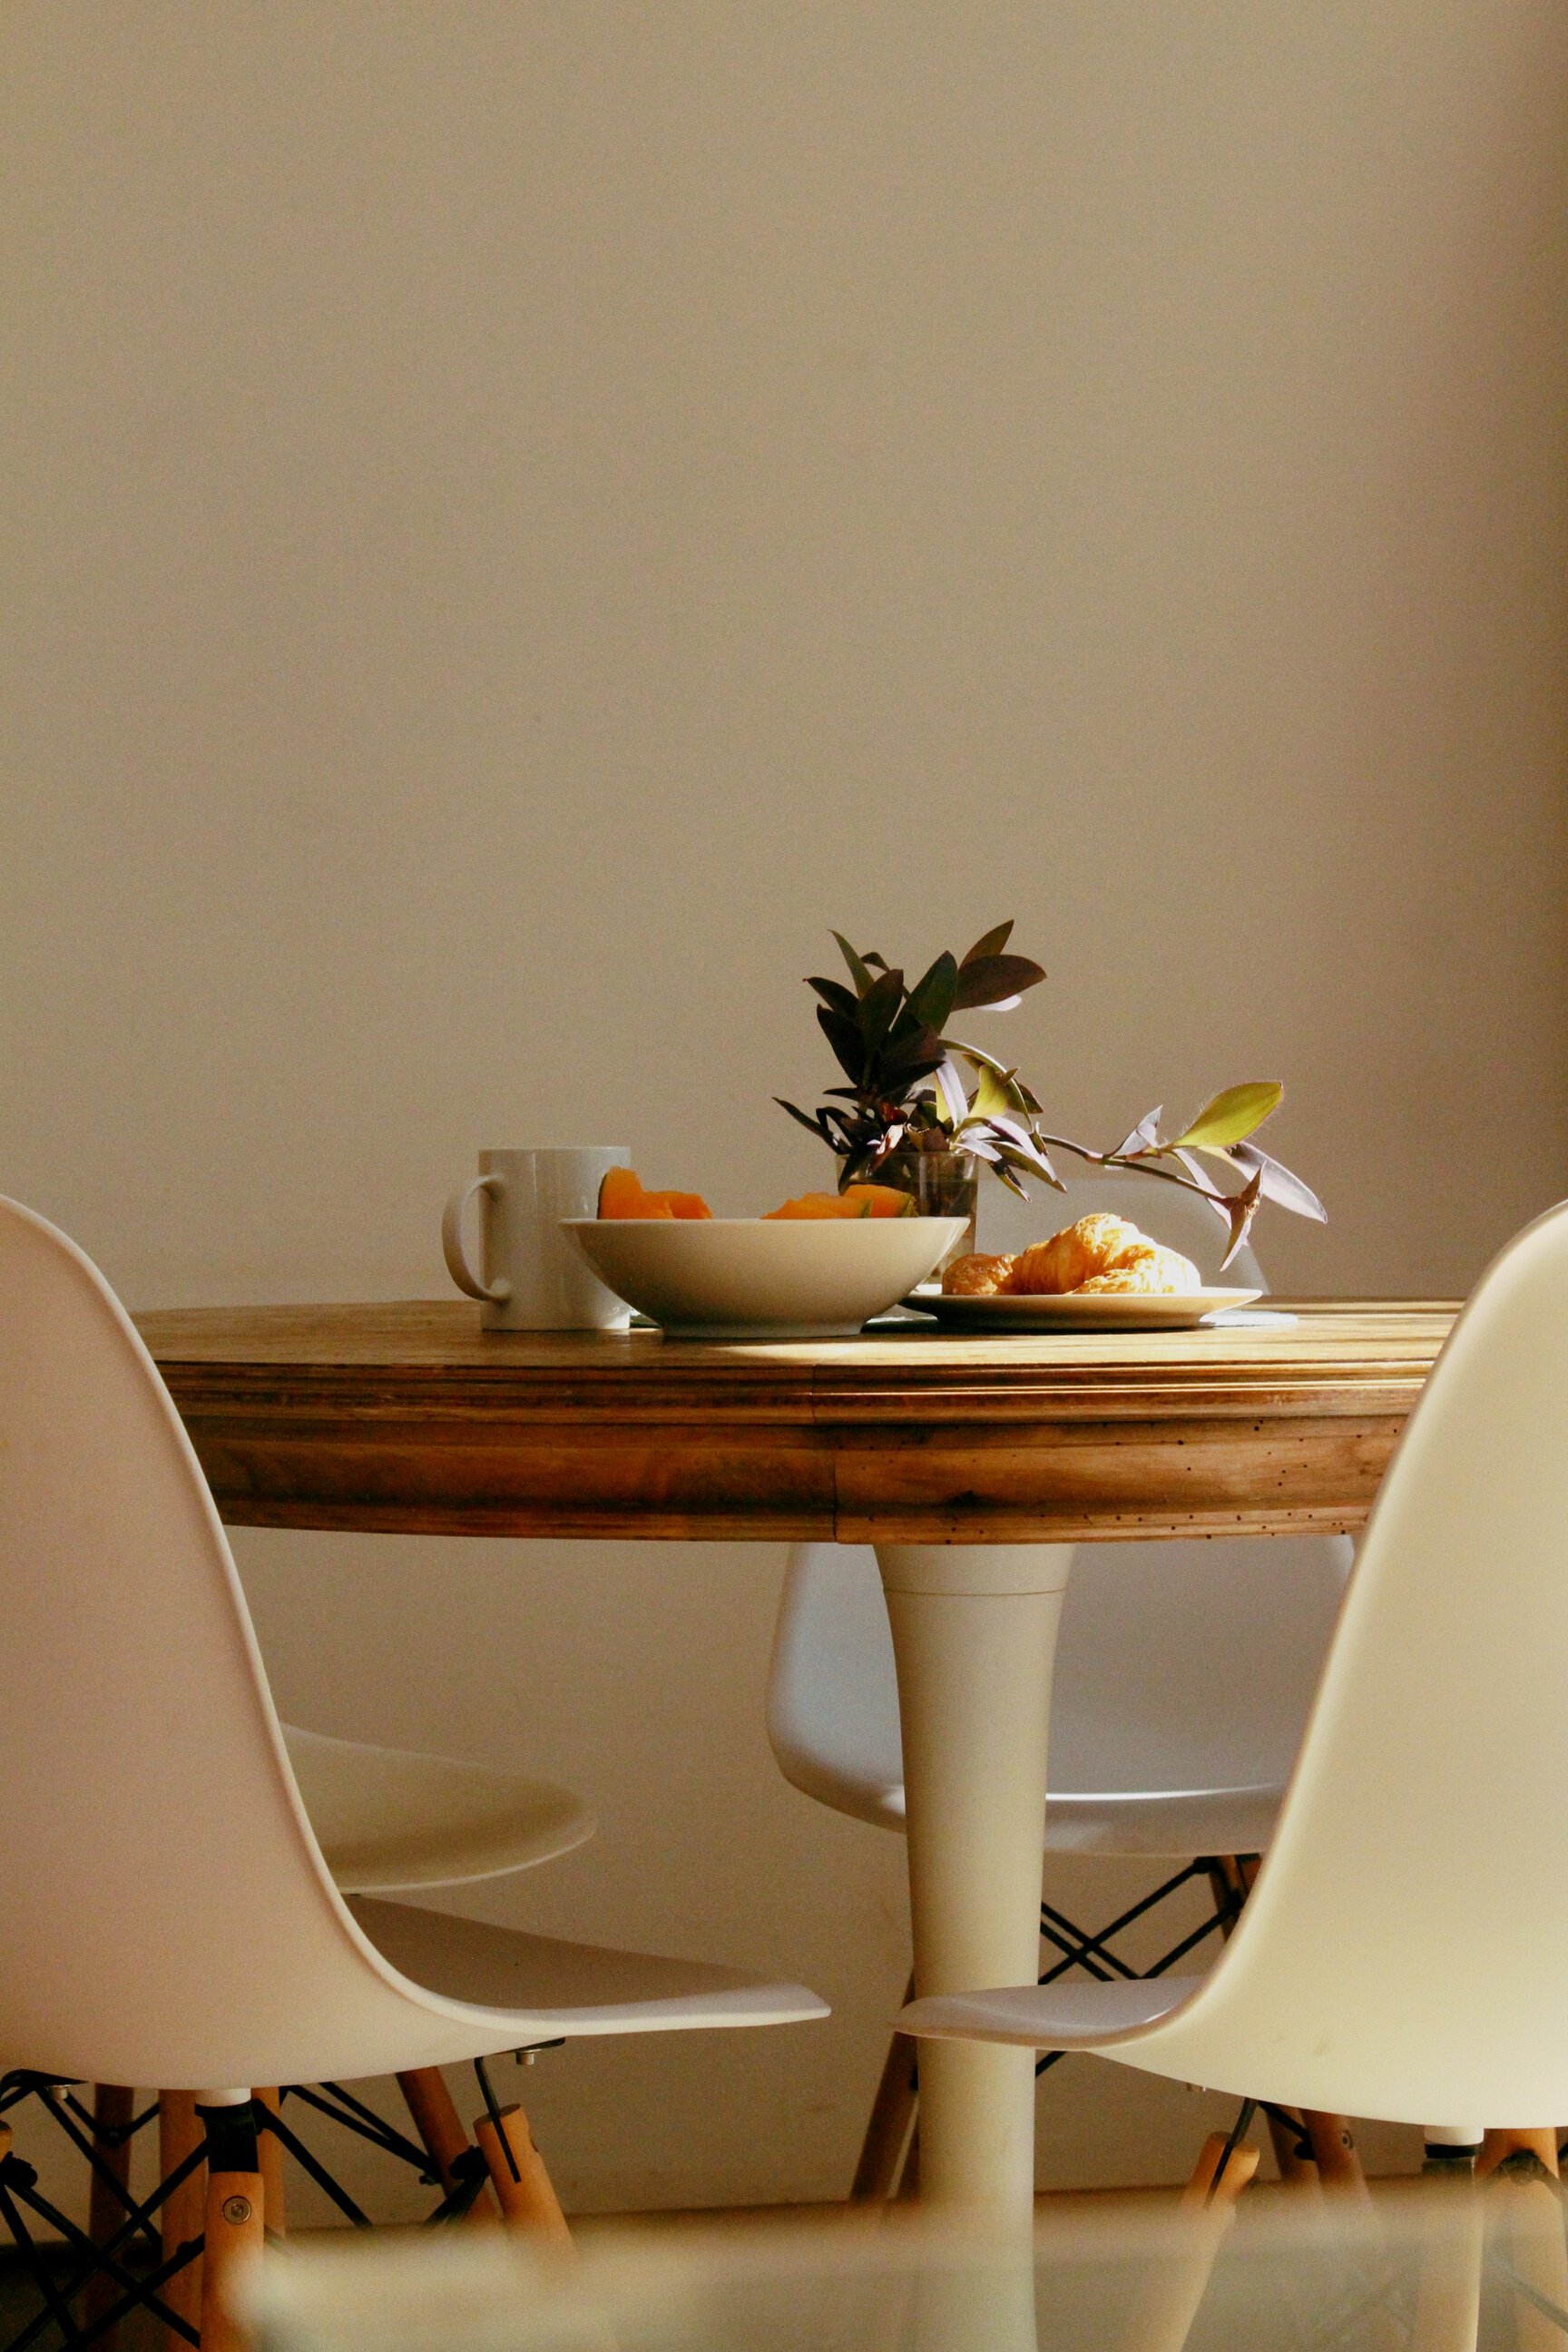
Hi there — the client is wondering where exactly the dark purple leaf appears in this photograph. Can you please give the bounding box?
[817,1005,865,1084]
[960,919,1015,966]
[808,975,860,1019]
[877,1024,946,1084]
[950,953,1047,1012]
[830,932,877,998]
[859,964,906,1053]
[776,1097,831,1141]
[905,951,961,1036]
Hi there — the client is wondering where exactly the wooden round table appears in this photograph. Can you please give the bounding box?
[139,1298,1456,2214]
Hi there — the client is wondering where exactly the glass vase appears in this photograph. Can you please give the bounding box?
[878,1149,979,1274]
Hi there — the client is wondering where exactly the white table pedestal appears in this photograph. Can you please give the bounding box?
[876,1542,1073,2217]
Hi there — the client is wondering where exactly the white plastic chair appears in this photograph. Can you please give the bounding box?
[767,1169,1351,2190]
[279,1724,593,1896]
[70,1553,600,2286]
[0,1196,826,2344]
[898,1194,1568,2132]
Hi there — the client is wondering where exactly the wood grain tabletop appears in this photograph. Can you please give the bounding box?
[137,1298,1460,1544]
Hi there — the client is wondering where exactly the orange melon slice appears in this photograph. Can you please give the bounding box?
[597,1168,711,1220]
[842,1183,918,1218]
[764,1184,916,1220]
[655,1191,713,1220]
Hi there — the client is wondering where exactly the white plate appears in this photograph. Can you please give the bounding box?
[905,1285,1263,1332]
[563,1215,970,1338]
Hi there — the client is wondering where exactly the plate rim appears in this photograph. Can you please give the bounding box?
[906,1284,1264,1325]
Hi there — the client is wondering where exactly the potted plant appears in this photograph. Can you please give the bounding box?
[777,923,1324,1266]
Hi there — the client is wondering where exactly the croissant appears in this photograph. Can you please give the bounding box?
[1075,1243,1201,1295]
[1005,1213,1143,1297]
[941,1252,1015,1297]
[1005,1214,1200,1298]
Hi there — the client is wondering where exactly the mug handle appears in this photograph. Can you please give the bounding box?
[442,1173,513,1303]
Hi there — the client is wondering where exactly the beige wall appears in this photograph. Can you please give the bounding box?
[3,1,1564,2215]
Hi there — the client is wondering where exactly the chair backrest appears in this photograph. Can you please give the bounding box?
[768,1173,1348,1822]
[0,1198,452,2089]
[1126,1197,1568,2123]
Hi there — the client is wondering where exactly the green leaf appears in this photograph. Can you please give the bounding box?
[956,1051,1032,1119]
[966,1061,1016,1122]
[905,951,960,1036]
[831,932,877,998]
[951,1040,1010,1080]
[1171,1081,1283,1152]
[960,919,1014,965]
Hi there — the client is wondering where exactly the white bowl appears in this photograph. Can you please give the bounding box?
[562,1216,969,1338]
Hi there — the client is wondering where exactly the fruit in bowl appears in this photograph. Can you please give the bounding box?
[763,1184,916,1220]
[563,1169,963,1338]
[598,1170,713,1220]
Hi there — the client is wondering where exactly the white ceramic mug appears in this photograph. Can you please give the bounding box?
[443,1147,632,1330]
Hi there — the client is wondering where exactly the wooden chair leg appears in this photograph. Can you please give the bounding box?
[1181,2127,1259,2210]
[1113,2129,1259,2352]
[1301,2112,1368,2197]
[84,2084,136,2348]
[1262,2108,1319,2187]
[1476,2128,1559,2178]
[1210,1867,1353,2200]
[397,2067,496,2221]
[197,2104,265,2352]
[473,2100,572,2247]
[1410,2177,1484,2352]
[850,1984,919,2202]
[1478,2131,1567,2352]
[160,2092,206,2352]
[254,2090,285,2239]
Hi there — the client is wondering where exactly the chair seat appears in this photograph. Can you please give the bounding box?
[1044,1784,1282,1858]
[282,1726,594,1895]
[900,1974,1203,2050]
[797,1766,1283,1860]
[348,1896,829,2035]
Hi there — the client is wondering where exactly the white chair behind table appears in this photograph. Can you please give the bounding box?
[900,1196,1568,2349]
[0,1195,825,2350]
[767,1170,1352,2195]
